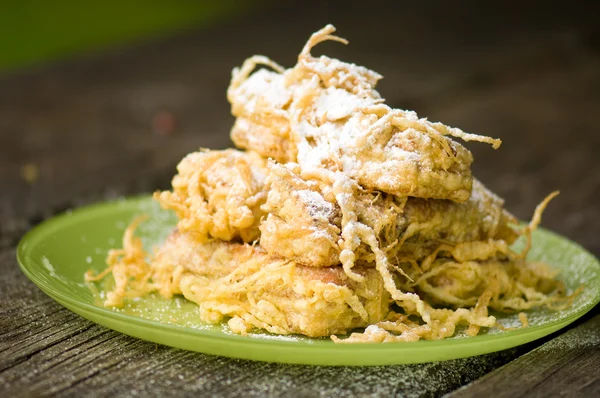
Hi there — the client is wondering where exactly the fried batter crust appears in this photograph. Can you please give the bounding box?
[90,25,570,344]
[259,162,342,267]
[154,149,267,242]
[153,231,389,337]
[228,26,500,202]
[258,161,517,268]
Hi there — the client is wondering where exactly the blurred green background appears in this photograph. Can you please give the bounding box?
[0,0,255,73]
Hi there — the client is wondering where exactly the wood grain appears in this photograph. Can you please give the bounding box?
[0,244,529,397]
[1,1,598,396]
[448,314,600,398]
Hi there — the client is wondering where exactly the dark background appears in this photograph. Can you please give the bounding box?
[1,1,599,396]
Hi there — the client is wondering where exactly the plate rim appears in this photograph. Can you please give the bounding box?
[16,196,600,361]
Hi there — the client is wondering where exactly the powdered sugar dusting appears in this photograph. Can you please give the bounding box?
[228,25,497,201]
[295,189,335,222]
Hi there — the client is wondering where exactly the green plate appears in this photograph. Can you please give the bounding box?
[17,196,600,366]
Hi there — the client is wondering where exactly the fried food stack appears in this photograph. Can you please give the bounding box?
[95,26,572,342]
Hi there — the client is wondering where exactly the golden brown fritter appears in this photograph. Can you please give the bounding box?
[258,162,517,269]
[228,25,501,202]
[152,231,389,337]
[228,67,297,163]
[395,179,518,263]
[154,149,267,242]
[403,180,517,244]
[231,116,297,163]
[259,161,342,267]
[90,24,571,344]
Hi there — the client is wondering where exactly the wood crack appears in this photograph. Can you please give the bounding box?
[0,321,94,373]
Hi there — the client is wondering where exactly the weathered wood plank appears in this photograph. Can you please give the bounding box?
[433,59,600,256]
[0,243,523,398]
[448,312,600,398]
[1,1,599,397]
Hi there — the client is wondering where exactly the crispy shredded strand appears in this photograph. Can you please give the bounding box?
[87,25,579,345]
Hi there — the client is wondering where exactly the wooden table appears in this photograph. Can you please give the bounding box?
[1,1,598,396]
